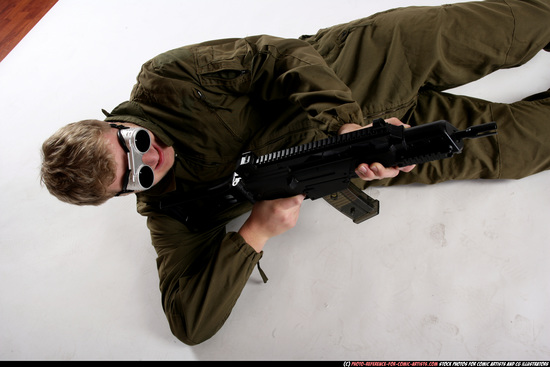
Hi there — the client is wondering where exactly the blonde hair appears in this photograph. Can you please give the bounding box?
[40,119,117,206]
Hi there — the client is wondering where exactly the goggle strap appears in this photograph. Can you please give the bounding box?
[109,123,129,130]
[110,124,131,153]
[115,189,135,197]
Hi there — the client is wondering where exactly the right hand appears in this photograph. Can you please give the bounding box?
[238,194,305,252]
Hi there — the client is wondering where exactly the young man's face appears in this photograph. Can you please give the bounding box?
[103,123,175,195]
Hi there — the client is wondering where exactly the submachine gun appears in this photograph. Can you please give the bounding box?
[159,119,497,227]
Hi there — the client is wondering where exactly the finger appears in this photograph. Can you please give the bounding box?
[287,194,306,205]
[371,163,400,179]
[384,117,411,128]
[398,164,416,173]
[273,194,305,210]
[356,163,399,180]
[355,163,376,180]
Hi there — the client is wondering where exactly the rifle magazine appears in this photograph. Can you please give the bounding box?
[323,184,379,224]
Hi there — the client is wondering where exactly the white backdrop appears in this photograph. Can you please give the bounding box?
[1,0,549,361]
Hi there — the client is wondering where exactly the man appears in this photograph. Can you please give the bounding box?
[41,0,550,345]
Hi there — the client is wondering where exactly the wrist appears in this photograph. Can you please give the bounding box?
[238,221,269,253]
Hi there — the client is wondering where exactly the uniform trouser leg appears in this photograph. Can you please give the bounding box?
[308,0,550,187]
[363,88,550,189]
[319,0,550,119]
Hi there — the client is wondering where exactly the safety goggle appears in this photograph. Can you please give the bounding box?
[110,124,154,196]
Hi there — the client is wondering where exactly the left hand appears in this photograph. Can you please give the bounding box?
[338,117,416,181]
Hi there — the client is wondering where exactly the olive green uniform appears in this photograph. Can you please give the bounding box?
[104,0,550,345]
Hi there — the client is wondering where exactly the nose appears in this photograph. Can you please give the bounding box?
[141,147,159,168]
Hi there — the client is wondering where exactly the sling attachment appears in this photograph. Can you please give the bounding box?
[322,184,380,224]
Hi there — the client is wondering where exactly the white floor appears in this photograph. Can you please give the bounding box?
[1,0,549,361]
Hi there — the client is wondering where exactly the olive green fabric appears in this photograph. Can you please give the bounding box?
[105,35,366,345]
[104,0,550,345]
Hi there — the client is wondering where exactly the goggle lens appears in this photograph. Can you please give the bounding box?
[134,129,151,153]
[138,165,154,188]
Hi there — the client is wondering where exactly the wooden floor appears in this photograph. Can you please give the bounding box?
[0,0,58,62]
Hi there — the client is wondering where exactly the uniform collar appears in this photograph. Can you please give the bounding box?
[102,101,174,147]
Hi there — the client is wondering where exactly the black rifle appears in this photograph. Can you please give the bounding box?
[159,119,497,228]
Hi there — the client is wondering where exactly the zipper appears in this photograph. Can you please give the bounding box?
[193,88,227,111]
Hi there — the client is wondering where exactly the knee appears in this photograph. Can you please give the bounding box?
[166,312,211,346]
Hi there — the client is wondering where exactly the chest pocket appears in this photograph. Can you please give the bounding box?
[194,38,254,94]
[192,87,259,146]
